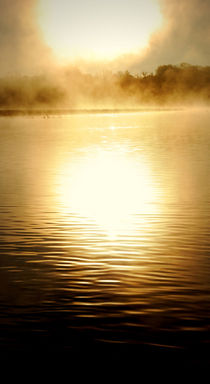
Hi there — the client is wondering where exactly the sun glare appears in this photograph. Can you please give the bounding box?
[37,0,162,61]
[56,148,160,238]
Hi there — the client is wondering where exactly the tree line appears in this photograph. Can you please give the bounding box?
[0,63,210,108]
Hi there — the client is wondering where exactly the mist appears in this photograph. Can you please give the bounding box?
[115,0,210,73]
[0,0,210,110]
[0,0,54,76]
[0,64,210,110]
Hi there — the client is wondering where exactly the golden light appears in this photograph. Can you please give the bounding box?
[55,148,160,238]
[37,0,162,61]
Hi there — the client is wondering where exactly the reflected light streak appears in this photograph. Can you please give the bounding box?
[56,149,160,238]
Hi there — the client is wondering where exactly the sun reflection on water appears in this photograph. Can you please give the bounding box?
[56,147,161,239]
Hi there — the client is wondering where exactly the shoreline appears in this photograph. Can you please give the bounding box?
[0,107,185,117]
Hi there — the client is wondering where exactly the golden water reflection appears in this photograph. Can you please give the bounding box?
[56,146,162,239]
[1,112,210,357]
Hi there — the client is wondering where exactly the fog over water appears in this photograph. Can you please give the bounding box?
[0,1,210,111]
[1,63,210,110]
[0,0,210,368]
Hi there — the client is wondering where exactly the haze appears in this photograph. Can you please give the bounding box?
[0,0,210,109]
[37,0,162,61]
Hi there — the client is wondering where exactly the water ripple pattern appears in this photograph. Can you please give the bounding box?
[0,110,210,361]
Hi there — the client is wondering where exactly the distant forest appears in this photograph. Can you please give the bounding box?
[0,63,210,108]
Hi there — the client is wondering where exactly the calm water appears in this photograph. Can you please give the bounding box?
[0,110,210,363]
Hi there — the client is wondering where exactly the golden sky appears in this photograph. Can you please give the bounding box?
[0,0,210,75]
[37,0,162,61]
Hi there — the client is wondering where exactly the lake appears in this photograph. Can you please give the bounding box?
[0,109,210,365]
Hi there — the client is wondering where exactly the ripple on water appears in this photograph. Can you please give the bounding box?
[0,111,210,360]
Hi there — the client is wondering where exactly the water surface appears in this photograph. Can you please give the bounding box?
[0,110,210,363]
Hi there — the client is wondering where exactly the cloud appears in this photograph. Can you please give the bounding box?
[0,0,53,75]
[112,0,210,73]
[1,0,209,76]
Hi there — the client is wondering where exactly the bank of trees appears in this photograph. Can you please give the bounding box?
[117,63,210,105]
[0,63,210,108]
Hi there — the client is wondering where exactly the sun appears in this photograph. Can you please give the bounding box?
[37,0,162,62]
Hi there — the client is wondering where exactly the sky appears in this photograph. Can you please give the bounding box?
[37,0,162,61]
[0,0,210,75]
